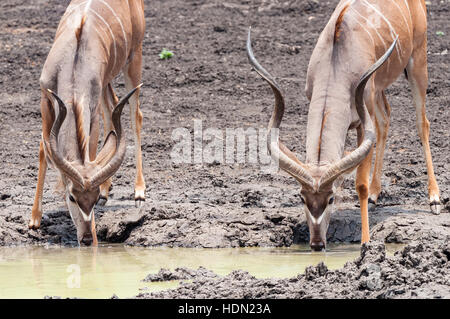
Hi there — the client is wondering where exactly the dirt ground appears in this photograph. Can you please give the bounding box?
[0,0,449,298]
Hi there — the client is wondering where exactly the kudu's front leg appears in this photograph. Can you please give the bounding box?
[30,140,47,229]
[355,125,375,244]
[96,84,117,206]
[30,92,53,229]
[123,46,146,207]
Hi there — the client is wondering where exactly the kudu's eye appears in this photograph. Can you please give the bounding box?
[69,195,76,203]
[300,196,305,204]
[328,197,335,205]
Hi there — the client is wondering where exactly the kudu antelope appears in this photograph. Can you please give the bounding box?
[30,0,146,246]
[248,0,441,250]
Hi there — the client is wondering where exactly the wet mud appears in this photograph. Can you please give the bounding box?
[137,236,450,299]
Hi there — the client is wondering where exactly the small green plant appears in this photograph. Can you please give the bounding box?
[436,31,444,36]
[159,48,174,60]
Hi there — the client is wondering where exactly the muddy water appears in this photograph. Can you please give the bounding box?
[0,244,402,299]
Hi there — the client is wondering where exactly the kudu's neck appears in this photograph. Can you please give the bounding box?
[305,69,354,167]
[54,23,106,163]
[56,67,103,163]
[304,24,370,167]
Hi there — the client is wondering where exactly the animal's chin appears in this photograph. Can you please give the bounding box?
[79,240,92,247]
[310,240,326,251]
[77,231,94,246]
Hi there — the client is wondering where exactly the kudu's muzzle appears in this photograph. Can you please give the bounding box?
[310,241,325,251]
[80,233,93,246]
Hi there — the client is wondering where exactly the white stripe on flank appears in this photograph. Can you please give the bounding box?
[88,8,117,71]
[350,7,387,49]
[348,11,375,47]
[362,0,402,61]
[403,0,413,24]
[349,7,390,71]
[95,25,108,45]
[392,0,411,36]
[98,0,128,55]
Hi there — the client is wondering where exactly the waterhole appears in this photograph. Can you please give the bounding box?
[0,243,402,298]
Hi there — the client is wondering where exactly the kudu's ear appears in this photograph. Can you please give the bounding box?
[95,131,117,167]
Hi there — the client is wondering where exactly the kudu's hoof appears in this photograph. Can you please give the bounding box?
[430,200,442,215]
[28,217,41,230]
[135,198,145,208]
[97,196,108,206]
[368,198,377,212]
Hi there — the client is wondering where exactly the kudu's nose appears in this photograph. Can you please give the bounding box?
[80,234,93,246]
[310,241,325,251]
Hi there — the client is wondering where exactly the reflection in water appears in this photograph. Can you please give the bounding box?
[0,243,402,299]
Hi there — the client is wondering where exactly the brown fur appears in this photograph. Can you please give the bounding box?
[334,3,349,43]
[317,110,330,163]
[75,15,86,44]
[73,101,88,163]
[73,15,88,163]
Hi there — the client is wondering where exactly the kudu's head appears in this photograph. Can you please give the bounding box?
[47,86,141,246]
[247,29,396,250]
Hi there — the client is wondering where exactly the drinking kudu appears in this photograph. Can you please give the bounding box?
[248,0,440,250]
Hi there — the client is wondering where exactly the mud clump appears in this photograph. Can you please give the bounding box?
[142,266,218,282]
[137,237,450,299]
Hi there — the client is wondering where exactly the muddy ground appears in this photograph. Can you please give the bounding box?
[0,0,449,298]
[137,235,450,299]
